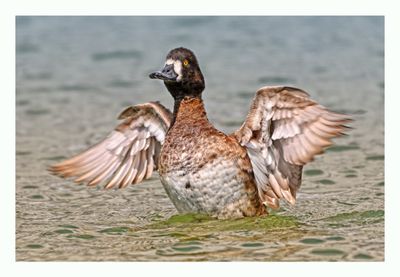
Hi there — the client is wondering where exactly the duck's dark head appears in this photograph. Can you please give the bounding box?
[149,47,205,100]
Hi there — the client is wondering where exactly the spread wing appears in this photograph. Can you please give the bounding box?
[49,102,172,189]
[234,86,351,209]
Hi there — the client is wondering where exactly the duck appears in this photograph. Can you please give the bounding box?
[49,47,350,219]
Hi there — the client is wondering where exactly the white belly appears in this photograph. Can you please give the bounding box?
[159,157,250,217]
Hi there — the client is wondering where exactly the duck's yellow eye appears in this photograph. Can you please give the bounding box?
[183,59,189,67]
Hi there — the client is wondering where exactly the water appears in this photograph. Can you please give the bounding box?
[16,16,384,261]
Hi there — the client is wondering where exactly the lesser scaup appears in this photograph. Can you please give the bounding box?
[50,47,350,219]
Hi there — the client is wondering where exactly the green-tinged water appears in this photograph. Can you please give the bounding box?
[16,16,384,261]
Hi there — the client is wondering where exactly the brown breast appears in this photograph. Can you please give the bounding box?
[158,96,252,176]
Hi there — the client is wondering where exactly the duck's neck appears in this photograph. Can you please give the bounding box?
[170,95,208,128]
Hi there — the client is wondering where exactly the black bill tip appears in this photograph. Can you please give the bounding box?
[149,72,162,79]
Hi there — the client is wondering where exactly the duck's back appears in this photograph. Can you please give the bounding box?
[158,97,265,218]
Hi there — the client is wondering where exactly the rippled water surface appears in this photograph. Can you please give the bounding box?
[16,16,384,261]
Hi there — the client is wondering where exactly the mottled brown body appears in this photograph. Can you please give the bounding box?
[159,97,265,218]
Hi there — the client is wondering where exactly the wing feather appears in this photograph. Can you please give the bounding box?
[49,101,172,189]
[234,86,351,209]
[120,154,140,189]
[145,138,155,179]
